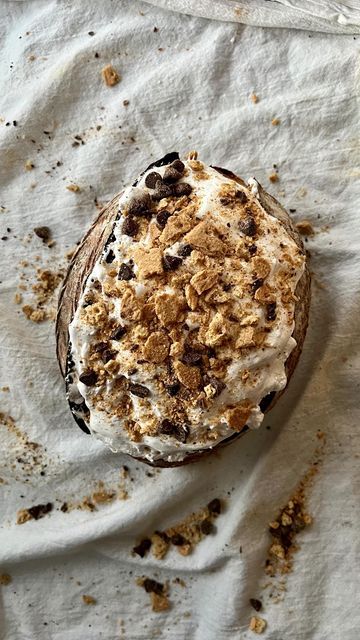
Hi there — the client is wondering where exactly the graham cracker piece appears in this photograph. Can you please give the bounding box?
[252,257,271,279]
[296,220,314,236]
[173,360,202,390]
[143,332,170,363]
[235,326,255,349]
[249,617,267,633]
[120,287,142,321]
[159,209,195,243]
[204,312,230,347]
[134,248,163,279]
[150,592,170,612]
[184,220,226,256]
[190,269,218,295]
[254,284,274,304]
[225,401,253,431]
[184,283,198,310]
[101,64,120,86]
[155,292,186,327]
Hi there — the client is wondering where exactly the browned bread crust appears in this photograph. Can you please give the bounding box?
[56,164,311,467]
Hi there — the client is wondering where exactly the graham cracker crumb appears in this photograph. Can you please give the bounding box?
[204,312,229,347]
[155,292,186,327]
[296,220,315,236]
[184,283,198,311]
[25,160,35,171]
[190,269,218,295]
[14,292,23,304]
[249,617,267,633]
[134,247,163,279]
[173,360,202,391]
[251,93,259,104]
[137,577,170,612]
[102,64,120,87]
[151,592,170,612]
[225,401,252,431]
[269,173,279,183]
[82,595,97,605]
[143,332,170,363]
[0,573,12,586]
[235,326,255,349]
[66,183,81,192]
[271,118,280,126]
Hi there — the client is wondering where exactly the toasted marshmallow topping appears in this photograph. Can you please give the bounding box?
[68,153,305,462]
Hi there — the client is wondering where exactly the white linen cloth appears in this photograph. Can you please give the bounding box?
[0,1,359,638]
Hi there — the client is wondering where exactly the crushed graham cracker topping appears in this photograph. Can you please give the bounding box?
[68,153,305,462]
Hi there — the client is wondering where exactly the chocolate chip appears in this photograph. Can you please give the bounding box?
[266,302,277,321]
[172,182,192,197]
[79,371,98,386]
[155,530,170,542]
[94,341,108,353]
[102,350,116,363]
[127,192,152,217]
[143,579,164,595]
[28,503,53,520]
[152,181,173,201]
[122,216,139,237]
[156,210,171,229]
[118,263,135,281]
[105,249,115,263]
[178,243,193,257]
[223,283,232,292]
[163,254,182,271]
[34,226,51,241]
[239,216,257,237]
[171,159,185,173]
[259,391,275,412]
[200,519,215,535]
[207,377,226,397]
[145,171,162,189]
[170,533,187,546]
[236,190,248,204]
[248,244,257,255]
[207,347,216,358]
[60,502,68,513]
[182,349,202,366]
[159,419,189,443]
[128,382,150,398]
[165,382,180,397]
[163,166,182,184]
[82,296,94,308]
[220,197,232,206]
[250,598,262,612]
[207,498,221,515]
[110,325,127,340]
[251,278,264,294]
[133,538,152,558]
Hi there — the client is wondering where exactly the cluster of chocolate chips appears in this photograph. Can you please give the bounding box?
[121,159,193,238]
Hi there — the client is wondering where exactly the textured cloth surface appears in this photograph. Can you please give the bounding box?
[0,1,359,639]
[145,0,360,33]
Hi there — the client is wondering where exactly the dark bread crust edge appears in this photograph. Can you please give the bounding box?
[56,166,311,467]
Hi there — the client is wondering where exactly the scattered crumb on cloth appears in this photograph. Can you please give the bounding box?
[101,64,120,86]
[133,498,223,560]
[0,573,12,586]
[137,577,170,612]
[296,220,315,236]
[249,616,267,633]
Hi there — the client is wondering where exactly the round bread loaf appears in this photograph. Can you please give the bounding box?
[56,152,310,467]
